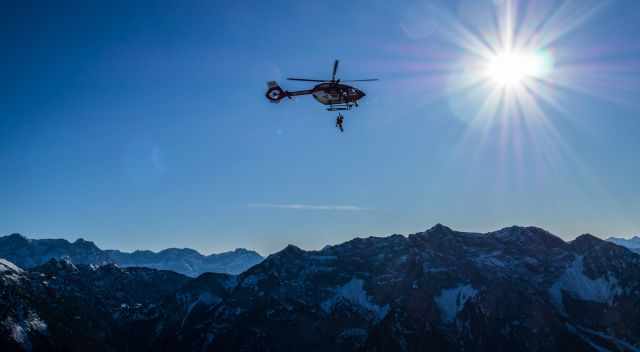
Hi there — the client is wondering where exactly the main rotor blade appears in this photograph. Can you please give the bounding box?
[287,78,328,82]
[341,79,379,82]
[332,60,339,81]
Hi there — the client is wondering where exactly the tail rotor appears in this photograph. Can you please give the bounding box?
[265,81,287,103]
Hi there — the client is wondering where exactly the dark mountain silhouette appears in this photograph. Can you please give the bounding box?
[2,225,640,351]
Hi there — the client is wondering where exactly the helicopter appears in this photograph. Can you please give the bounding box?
[265,60,378,130]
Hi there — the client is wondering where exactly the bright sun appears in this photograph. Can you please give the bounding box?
[485,50,550,88]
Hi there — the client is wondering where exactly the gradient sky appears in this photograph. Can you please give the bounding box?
[2,0,640,255]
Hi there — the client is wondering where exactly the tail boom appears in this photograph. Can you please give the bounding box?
[265,81,312,103]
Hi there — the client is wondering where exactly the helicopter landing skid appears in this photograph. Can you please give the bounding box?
[327,104,354,112]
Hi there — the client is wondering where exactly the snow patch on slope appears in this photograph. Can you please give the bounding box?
[5,314,48,352]
[435,284,478,323]
[549,256,621,309]
[321,278,389,321]
[0,258,23,273]
[0,258,25,282]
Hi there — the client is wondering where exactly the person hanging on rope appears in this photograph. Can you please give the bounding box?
[336,113,344,132]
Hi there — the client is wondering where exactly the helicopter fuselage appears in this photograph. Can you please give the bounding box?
[309,83,365,106]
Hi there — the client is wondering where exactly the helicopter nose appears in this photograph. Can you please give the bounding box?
[358,90,366,98]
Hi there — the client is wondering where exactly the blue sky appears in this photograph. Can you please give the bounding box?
[2,0,640,255]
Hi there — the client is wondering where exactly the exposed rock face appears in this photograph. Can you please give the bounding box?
[0,233,263,276]
[3,225,640,351]
[0,258,51,352]
[0,258,190,351]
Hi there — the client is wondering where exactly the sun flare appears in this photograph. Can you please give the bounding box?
[484,50,551,88]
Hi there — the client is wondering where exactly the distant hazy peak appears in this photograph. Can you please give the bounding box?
[606,236,640,255]
[0,233,263,277]
[607,236,640,248]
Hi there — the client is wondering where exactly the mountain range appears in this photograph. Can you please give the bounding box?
[2,225,640,351]
[0,233,263,277]
[607,236,640,253]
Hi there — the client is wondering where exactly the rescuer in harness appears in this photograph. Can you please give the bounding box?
[336,114,344,132]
